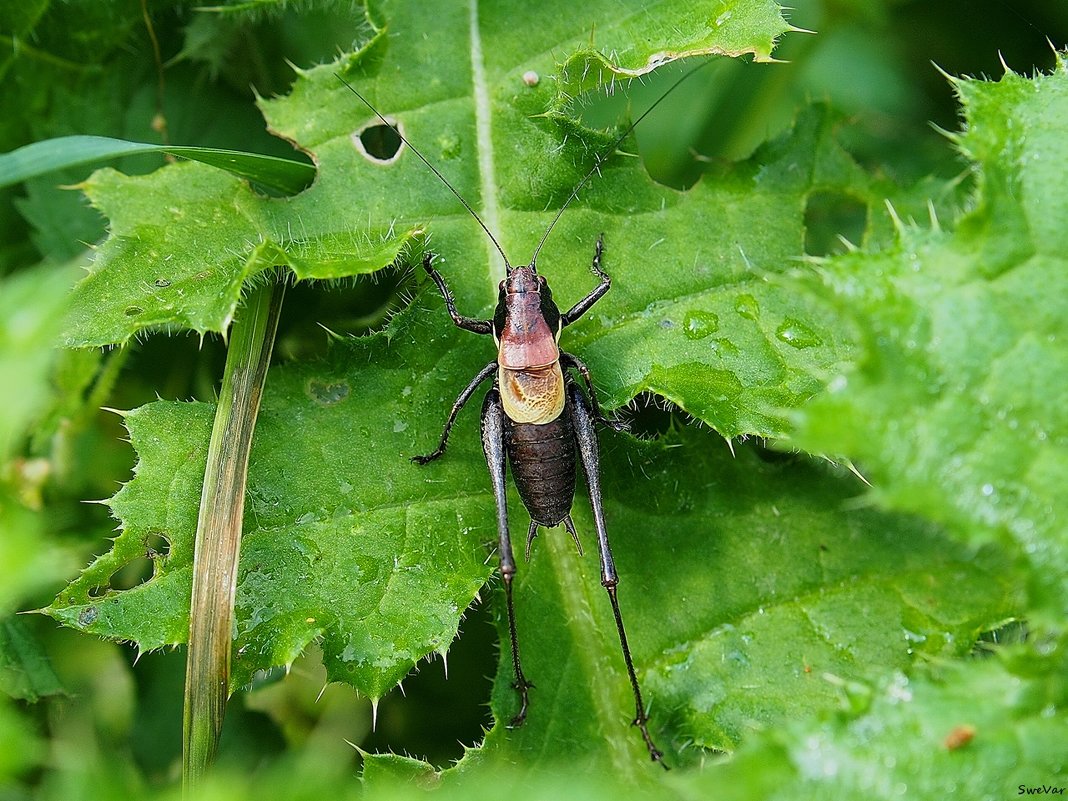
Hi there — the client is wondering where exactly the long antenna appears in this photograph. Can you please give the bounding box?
[335,74,513,271]
[528,59,711,269]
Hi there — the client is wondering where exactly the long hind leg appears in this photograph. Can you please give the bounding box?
[568,380,664,765]
[480,388,532,726]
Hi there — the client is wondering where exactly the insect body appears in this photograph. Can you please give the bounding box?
[412,244,663,764]
[338,63,707,766]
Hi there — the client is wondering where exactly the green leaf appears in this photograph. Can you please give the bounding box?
[49,0,837,700]
[687,643,1068,800]
[793,56,1068,619]
[60,0,856,440]
[45,0,1051,785]
[0,135,315,194]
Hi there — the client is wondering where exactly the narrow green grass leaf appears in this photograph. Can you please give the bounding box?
[0,135,315,195]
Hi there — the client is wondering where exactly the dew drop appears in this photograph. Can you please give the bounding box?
[776,318,823,349]
[734,294,759,320]
[682,310,720,340]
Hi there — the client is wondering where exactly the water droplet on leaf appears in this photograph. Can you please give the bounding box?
[734,294,759,319]
[776,318,822,349]
[682,310,719,340]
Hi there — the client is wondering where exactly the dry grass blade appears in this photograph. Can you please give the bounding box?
[183,278,285,789]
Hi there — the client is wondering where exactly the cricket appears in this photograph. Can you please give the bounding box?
[339,60,706,766]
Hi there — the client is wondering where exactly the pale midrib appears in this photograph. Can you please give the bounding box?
[544,530,640,778]
[468,0,507,288]
[470,1,638,771]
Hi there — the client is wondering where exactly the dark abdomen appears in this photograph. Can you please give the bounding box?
[505,405,575,526]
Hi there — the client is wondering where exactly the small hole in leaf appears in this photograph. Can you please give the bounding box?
[354,120,403,163]
[804,191,867,257]
[146,531,170,561]
[87,585,110,598]
[974,619,1028,654]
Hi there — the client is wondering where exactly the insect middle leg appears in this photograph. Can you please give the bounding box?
[568,379,665,765]
[480,387,533,727]
[412,360,497,464]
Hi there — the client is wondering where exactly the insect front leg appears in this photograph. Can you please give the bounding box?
[568,380,665,766]
[480,387,533,727]
[412,361,497,464]
[422,253,493,335]
[561,234,610,326]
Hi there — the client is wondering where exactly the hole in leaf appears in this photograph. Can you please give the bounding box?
[974,619,1028,654]
[146,531,171,561]
[804,190,867,257]
[87,585,109,598]
[353,120,403,163]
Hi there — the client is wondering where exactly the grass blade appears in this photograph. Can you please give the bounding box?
[0,136,315,195]
[183,277,285,788]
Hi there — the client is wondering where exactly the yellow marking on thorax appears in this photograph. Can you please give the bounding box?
[499,362,565,424]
